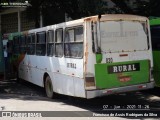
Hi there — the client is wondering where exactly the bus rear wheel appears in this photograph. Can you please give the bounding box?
[45,76,54,98]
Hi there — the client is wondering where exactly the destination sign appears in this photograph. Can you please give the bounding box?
[108,63,140,74]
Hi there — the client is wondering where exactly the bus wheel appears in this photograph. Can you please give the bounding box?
[45,76,54,98]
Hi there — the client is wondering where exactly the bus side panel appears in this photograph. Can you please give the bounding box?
[25,55,34,83]
[51,57,74,96]
[19,54,28,81]
[153,51,160,87]
[51,57,85,97]
[53,73,74,96]
[73,77,85,97]
[22,55,46,87]
[51,73,85,98]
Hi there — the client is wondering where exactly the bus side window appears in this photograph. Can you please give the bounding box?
[36,32,46,56]
[13,36,20,54]
[26,34,35,55]
[47,30,54,56]
[75,27,83,58]
[55,29,63,57]
[19,35,26,54]
[64,26,83,58]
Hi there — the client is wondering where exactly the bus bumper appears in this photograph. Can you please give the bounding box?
[86,82,155,99]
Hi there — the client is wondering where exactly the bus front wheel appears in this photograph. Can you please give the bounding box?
[45,76,54,98]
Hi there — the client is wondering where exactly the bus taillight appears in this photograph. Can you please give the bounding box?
[148,60,154,82]
[138,85,146,89]
[150,68,154,82]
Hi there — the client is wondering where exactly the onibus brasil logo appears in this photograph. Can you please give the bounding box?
[0,1,31,7]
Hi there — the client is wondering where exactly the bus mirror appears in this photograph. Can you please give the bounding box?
[96,47,101,53]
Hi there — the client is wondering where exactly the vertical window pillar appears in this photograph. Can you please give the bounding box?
[18,9,21,32]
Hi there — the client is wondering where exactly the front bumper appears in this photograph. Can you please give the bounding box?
[86,81,155,99]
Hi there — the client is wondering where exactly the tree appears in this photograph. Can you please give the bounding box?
[110,0,134,14]
[26,0,109,26]
[26,0,160,27]
[148,0,160,17]
[111,0,160,17]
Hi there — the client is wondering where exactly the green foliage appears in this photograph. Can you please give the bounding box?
[110,0,134,14]
[26,0,110,26]
[25,0,160,27]
[111,0,160,17]
[148,0,160,17]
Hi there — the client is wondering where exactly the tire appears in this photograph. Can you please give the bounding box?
[45,76,54,98]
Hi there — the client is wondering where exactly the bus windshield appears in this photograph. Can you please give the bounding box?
[100,20,148,53]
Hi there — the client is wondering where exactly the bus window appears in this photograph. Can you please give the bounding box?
[75,27,83,41]
[36,32,46,56]
[13,36,20,54]
[32,34,35,43]
[26,33,35,55]
[151,26,160,50]
[55,29,63,57]
[19,35,26,54]
[47,30,54,56]
[64,26,83,58]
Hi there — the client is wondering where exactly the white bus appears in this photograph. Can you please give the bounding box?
[12,14,154,99]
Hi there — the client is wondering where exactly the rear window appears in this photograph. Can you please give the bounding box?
[100,21,149,53]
